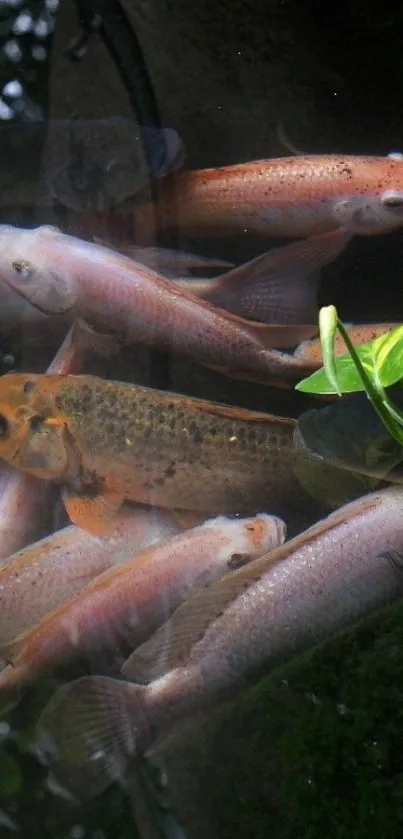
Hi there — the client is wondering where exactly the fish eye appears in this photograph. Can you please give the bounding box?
[381,191,403,210]
[29,415,45,432]
[0,414,9,437]
[11,260,36,280]
[23,380,36,395]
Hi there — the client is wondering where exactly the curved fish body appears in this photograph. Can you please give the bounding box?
[0,225,318,387]
[0,373,316,534]
[35,487,403,800]
[0,506,181,649]
[85,154,403,241]
[0,328,84,561]
[0,513,285,689]
[294,322,401,363]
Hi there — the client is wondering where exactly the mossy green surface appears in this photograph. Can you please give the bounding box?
[2,595,403,837]
[163,599,403,839]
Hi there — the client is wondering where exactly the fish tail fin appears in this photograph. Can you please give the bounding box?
[35,676,152,801]
[195,229,352,324]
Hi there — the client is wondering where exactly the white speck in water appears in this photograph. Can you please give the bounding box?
[337,703,349,716]
[47,777,77,801]
[229,436,237,442]
[12,11,33,34]
[90,750,105,762]
[0,99,14,120]
[2,79,23,98]
[3,39,22,62]
[306,691,321,705]
[70,826,86,839]
[0,721,10,740]
[46,0,59,9]
[0,810,18,831]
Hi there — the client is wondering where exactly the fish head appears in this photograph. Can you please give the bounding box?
[0,225,78,314]
[333,191,403,234]
[0,373,71,479]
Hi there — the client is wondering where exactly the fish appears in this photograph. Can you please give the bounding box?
[0,327,85,561]
[175,230,351,324]
[294,322,401,363]
[0,513,285,691]
[107,245,234,278]
[47,120,185,213]
[0,119,184,209]
[0,372,322,534]
[0,225,320,386]
[77,154,403,242]
[0,506,182,650]
[34,487,403,800]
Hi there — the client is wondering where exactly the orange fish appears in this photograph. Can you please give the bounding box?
[70,154,403,243]
[294,322,401,363]
[0,513,285,691]
[0,372,327,535]
[0,327,84,561]
[0,225,319,387]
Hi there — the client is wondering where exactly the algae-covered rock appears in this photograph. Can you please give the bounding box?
[162,598,403,839]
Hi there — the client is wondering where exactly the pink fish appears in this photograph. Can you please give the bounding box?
[35,487,403,800]
[175,230,351,324]
[72,154,403,242]
[0,225,320,387]
[294,322,401,363]
[0,506,181,649]
[0,326,84,561]
[0,513,285,691]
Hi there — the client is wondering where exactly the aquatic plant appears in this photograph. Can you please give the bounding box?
[296,307,403,447]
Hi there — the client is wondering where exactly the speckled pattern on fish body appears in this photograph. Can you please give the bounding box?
[0,373,311,531]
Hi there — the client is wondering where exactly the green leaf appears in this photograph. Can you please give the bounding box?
[318,305,342,396]
[371,325,403,388]
[296,326,403,395]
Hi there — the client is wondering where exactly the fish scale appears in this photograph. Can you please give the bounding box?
[0,373,318,531]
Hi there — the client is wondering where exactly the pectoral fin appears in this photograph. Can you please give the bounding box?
[73,318,122,357]
[62,488,124,535]
[171,509,208,529]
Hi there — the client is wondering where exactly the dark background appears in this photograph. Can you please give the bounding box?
[1,2,403,837]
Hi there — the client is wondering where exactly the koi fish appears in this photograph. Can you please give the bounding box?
[0,327,85,561]
[119,245,234,278]
[74,154,403,243]
[175,230,351,323]
[35,487,403,800]
[0,373,320,534]
[294,322,401,363]
[0,506,181,649]
[0,225,320,386]
[0,513,285,691]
